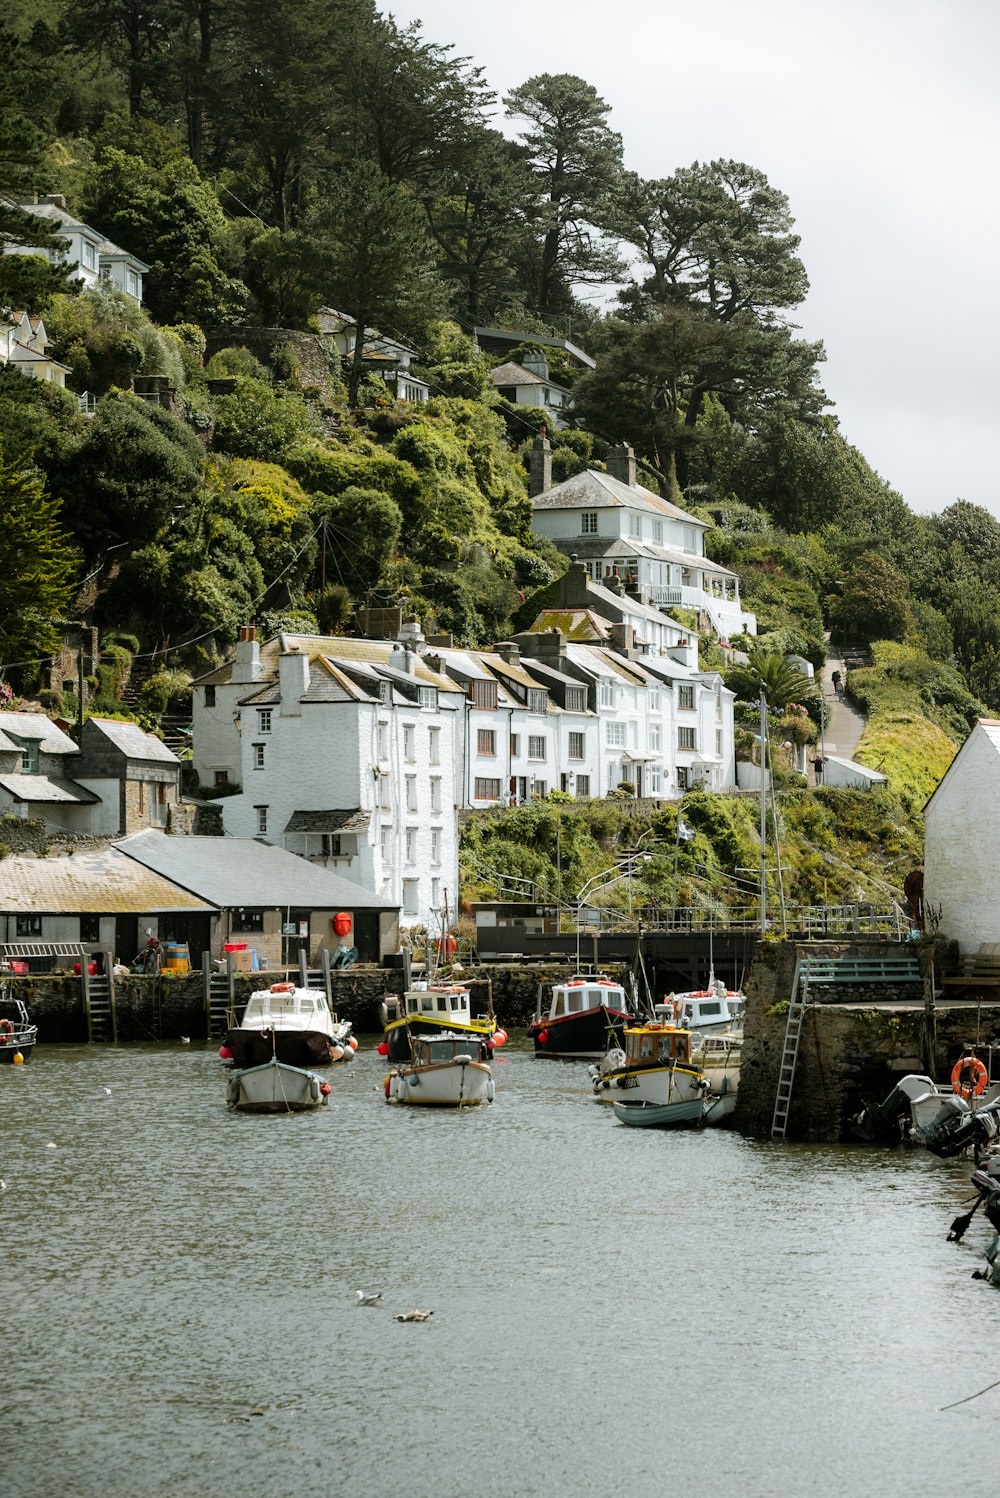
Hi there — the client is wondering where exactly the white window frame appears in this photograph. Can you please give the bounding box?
[568,731,585,760]
[255,805,268,835]
[403,724,415,762]
[252,743,265,769]
[257,709,272,733]
[428,726,441,764]
[606,721,625,747]
[580,511,598,535]
[405,775,418,812]
[528,735,546,760]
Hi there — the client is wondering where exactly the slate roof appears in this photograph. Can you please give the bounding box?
[564,535,736,579]
[0,848,215,914]
[284,809,371,834]
[202,633,463,696]
[532,469,709,525]
[115,829,397,910]
[86,717,179,764]
[0,774,99,804]
[0,712,79,754]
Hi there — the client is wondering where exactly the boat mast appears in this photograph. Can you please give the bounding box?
[759,689,768,934]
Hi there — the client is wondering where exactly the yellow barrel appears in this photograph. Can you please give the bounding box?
[163,942,190,974]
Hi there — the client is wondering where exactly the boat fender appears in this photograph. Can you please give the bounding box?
[0,1018,13,1043]
[537,1029,549,1046]
[319,1082,331,1098]
[310,1077,320,1101]
[225,1080,239,1105]
[953,1056,989,1098]
[486,1078,495,1102]
[409,1074,420,1087]
[12,1051,23,1065]
[384,1074,392,1100]
[270,982,296,993]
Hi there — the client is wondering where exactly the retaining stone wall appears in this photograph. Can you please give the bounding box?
[736,939,1000,1140]
[5,961,621,1044]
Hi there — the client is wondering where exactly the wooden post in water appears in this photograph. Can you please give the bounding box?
[920,945,937,1080]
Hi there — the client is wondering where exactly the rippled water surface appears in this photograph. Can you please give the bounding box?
[3,1040,999,1497]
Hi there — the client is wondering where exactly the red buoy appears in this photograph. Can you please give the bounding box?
[218,1044,233,1060]
[537,1029,549,1046]
[333,911,353,937]
[319,1082,332,1096]
[377,1040,389,1056]
[493,1028,508,1047]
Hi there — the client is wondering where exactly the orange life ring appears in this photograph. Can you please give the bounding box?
[270,982,296,993]
[0,1018,12,1043]
[952,1055,989,1098]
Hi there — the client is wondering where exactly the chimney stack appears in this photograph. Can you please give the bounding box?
[278,648,310,713]
[609,622,635,656]
[493,641,520,664]
[232,624,260,683]
[606,443,637,488]
[529,432,552,498]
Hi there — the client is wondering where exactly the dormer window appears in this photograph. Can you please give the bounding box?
[565,686,585,713]
[527,688,547,714]
[418,686,437,709]
[17,739,40,774]
[378,680,392,705]
[468,680,498,710]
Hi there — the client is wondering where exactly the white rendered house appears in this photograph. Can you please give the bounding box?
[190,628,461,930]
[529,437,756,641]
[924,719,1000,956]
[6,195,148,301]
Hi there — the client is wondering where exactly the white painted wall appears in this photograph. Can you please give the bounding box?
[924,726,998,955]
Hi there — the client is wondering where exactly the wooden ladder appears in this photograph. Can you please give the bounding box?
[771,956,806,1140]
[83,960,118,1044]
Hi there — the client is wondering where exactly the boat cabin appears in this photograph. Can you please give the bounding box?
[411,1033,491,1067]
[404,984,472,1024]
[655,990,744,1032]
[624,1024,691,1066]
[540,976,627,1021]
[242,985,331,1026]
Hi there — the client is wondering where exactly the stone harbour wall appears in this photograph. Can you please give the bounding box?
[4,961,616,1044]
[736,939,1000,1141]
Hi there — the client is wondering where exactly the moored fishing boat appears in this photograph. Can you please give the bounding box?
[530,974,632,1059]
[0,998,37,1064]
[661,978,745,1036]
[221,981,357,1068]
[590,1016,709,1110]
[381,982,498,1063]
[225,1055,331,1112]
[385,1030,494,1108]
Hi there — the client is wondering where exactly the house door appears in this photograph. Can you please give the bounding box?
[511,776,529,805]
[353,911,379,964]
[114,916,139,966]
[634,766,644,797]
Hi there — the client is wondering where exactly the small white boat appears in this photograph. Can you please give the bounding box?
[225,1056,330,1112]
[386,1031,494,1108]
[591,1018,709,1109]
[658,978,745,1035]
[222,982,357,1068]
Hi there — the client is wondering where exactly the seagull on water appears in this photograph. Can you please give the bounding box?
[395,1309,433,1323]
[102,1087,112,1095]
[354,1290,383,1307]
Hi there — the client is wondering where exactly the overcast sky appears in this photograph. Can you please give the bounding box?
[388,0,999,518]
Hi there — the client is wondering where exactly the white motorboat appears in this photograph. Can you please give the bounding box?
[385,1031,494,1108]
[659,978,745,1035]
[590,1018,710,1109]
[382,982,497,1063]
[221,982,357,1068]
[225,1056,331,1112]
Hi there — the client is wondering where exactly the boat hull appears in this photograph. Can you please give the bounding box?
[226,1058,327,1112]
[385,1015,493,1063]
[612,1098,705,1128]
[0,1035,35,1063]
[530,1005,630,1060]
[388,1059,493,1107]
[594,1061,706,1107]
[224,1027,345,1069]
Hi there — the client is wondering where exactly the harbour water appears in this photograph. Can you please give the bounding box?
[3,1039,998,1498]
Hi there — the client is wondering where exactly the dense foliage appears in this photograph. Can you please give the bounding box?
[2,0,999,892]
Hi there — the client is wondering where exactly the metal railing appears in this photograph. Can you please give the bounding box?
[562,901,906,937]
